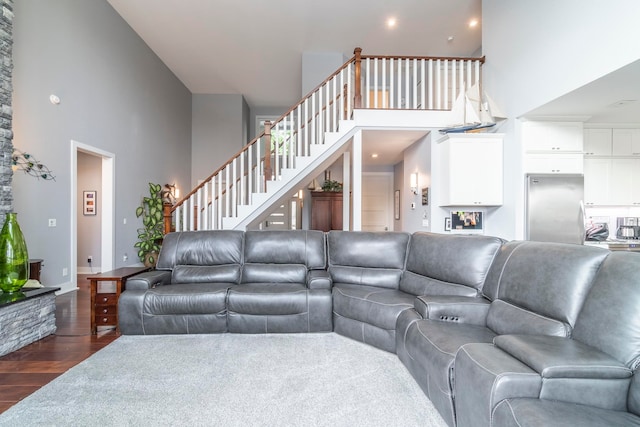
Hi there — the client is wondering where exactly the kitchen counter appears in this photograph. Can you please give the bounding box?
[585,240,640,252]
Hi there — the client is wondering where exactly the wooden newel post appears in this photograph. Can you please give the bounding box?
[264,120,273,183]
[163,202,172,234]
[353,47,362,109]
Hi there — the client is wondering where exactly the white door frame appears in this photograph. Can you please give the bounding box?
[71,140,115,286]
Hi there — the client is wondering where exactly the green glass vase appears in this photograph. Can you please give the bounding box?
[0,213,29,293]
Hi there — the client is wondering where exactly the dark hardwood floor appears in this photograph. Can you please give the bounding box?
[0,275,119,414]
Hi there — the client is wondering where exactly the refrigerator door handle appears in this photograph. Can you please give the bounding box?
[579,200,586,244]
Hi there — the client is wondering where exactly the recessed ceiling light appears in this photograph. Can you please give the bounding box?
[371,153,379,158]
[447,36,455,42]
[608,99,637,108]
[469,19,479,28]
[386,17,397,29]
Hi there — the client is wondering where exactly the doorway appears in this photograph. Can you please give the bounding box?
[362,172,393,231]
[71,141,115,285]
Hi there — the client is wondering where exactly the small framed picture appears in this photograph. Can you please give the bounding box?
[444,217,452,231]
[421,187,429,206]
[83,191,97,215]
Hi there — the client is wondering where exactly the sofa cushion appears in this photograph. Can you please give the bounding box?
[400,232,502,297]
[332,283,415,330]
[142,283,231,315]
[244,230,325,269]
[241,264,308,284]
[482,241,609,336]
[156,230,244,271]
[572,252,640,369]
[492,398,640,427]
[227,283,309,315]
[328,231,410,290]
[172,264,241,284]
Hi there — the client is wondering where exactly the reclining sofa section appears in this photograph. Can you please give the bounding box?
[329,231,503,353]
[118,230,331,334]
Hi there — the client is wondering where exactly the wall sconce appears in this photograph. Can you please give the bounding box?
[162,183,179,204]
[410,173,418,195]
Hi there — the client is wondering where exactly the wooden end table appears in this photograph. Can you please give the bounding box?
[89,266,150,334]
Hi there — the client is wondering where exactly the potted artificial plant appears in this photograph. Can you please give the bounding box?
[135,182,164,267]
[321,179,343,192]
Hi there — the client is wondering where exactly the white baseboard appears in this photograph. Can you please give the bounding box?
[77,266,101,274]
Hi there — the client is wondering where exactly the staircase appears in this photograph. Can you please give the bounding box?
[165,48,485,233]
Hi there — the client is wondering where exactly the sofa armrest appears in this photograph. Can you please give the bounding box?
[125,270,172,290]
[414,295,491,326]
[494,334,632,411]
[494,335,631,380]
[308,270,332,290]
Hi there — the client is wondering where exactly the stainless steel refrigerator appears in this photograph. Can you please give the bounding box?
[525,174,585,245]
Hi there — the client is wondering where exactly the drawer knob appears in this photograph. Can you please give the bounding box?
[102,308,108,314]
[102,317,109,323]
[102,297,108,303]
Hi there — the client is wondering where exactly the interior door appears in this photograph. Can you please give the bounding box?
[362,173,393,231]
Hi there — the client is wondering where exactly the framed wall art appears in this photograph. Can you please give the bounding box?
[83,191,97,215]
[421,187,429,206]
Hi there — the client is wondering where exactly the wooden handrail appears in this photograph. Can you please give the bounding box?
[360,54,485,63]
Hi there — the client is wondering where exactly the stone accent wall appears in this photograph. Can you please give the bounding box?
[0,0,12,223]
[0,293,57,356]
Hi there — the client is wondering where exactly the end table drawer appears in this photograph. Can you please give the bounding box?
[95,294,118,305]
[95,314,117,325]
[96,305,117,316]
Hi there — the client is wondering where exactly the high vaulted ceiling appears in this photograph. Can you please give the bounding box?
[107,0,482,109]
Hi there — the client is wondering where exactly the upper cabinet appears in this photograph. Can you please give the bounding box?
[584,128,612,156]
[583,128,640,157]
[612,129,640,156]
[438,133,503,207]
[523,121,584,174]
[523,121,583,153]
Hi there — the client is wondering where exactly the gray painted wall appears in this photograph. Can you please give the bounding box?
[191,94,248,186]
[301,52,349,96]
[12,0,192,289]
[401,135,431,234]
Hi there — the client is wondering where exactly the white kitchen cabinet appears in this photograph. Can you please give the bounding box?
[584,158,640,206]
[584,128,612,156]
[584,158,611,206]
[612,129,640,156]
[525,154,584,174]
[523,121,583,152]
[438,133,503,206]
[609,159,635,205]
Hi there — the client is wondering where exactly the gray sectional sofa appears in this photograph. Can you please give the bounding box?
[118,229,640,427]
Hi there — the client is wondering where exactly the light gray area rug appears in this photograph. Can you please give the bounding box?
[0,333,446,427]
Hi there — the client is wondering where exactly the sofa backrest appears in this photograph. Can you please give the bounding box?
[241,230,325,284]
[572,252,640,369]
[483,241,609,337]
[156,230,244,284]
[399,232,503,297]
[327,231,410,289]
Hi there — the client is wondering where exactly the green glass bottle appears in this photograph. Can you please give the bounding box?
[0,213,29,293]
